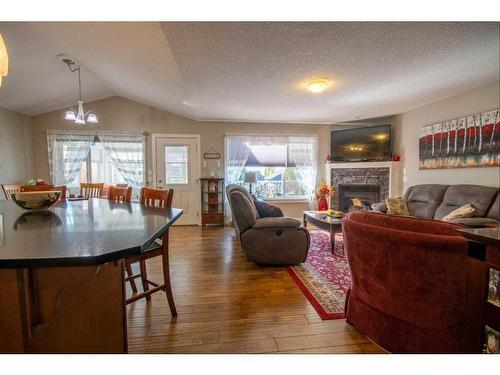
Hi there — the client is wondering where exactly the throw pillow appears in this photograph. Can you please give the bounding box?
[252,198,284,218]
[385,196,410,216]
[442,204,476,222]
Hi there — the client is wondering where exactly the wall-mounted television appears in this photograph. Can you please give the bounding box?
[331,124,392,162]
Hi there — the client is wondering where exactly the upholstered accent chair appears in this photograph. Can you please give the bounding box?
[343,211,471,353]
[226,184,310,265]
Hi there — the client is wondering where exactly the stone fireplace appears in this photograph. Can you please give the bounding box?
[326,161,401,212]
[337,183,381,211]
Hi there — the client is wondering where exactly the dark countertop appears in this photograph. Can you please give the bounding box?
[457,227,500,248]
[0,199,183,268]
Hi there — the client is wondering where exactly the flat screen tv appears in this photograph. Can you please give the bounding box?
[331,124,392,162]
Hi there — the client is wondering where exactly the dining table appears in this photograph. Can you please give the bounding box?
[0,198,182,353]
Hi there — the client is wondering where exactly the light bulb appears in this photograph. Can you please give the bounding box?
[65,110,76,121]
[86,113,98,123]
[0,34,8,87]
[306,79,331,94]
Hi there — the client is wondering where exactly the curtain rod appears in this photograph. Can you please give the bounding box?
[45,129,149,136]
[224,133,318,137]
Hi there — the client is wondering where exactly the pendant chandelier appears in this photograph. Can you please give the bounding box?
[61,55,98,124]
[0,34,8,87]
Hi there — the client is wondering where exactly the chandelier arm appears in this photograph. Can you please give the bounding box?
[78,68,82,101]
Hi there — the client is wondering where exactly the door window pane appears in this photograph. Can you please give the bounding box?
[165,146,189,184]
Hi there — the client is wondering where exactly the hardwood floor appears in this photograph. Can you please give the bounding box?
[126,225,384,354]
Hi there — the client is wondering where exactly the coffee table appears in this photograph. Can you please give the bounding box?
[303,211,343,255]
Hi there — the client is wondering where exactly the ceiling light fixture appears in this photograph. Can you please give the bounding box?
[306,78,331,94]
[59,54,98,125]
[0,34,9,87]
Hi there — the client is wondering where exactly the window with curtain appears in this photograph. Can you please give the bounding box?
[47,130,145,197]
[224,135,318,201]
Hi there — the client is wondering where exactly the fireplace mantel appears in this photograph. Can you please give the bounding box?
[326,161,402,199]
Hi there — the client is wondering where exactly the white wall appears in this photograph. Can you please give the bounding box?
[28,80,500,211]
[0,107,33,195]
[31,97,349,216]
[394,81,500,191]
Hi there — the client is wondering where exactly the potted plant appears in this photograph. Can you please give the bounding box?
[315,180,333,211]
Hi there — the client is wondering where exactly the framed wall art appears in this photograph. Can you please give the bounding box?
[419,108,500,169]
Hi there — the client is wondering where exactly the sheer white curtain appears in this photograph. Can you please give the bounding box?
[98,131,145,188]
[288,136,318,209]
[224,134,318,220]
[224,135,252,223]
[46,130,95,186]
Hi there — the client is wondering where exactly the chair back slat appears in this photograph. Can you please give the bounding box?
[21,185,67,200]
[140,187,174,208]
[1,184,22,200]
[80,183,104,198]
[108,186,132,203]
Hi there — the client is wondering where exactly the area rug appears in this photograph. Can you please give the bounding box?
[286,230,351,320]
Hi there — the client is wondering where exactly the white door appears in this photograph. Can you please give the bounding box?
[154,135,200,225]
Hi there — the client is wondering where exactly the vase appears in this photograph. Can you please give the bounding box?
[317,197,328,211]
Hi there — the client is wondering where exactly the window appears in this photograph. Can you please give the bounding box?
[47,130,145,199]
[229,142,316,199]
[73,141,128,189]
[164,145,189,184]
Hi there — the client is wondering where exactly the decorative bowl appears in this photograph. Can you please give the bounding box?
[11,191,61,211]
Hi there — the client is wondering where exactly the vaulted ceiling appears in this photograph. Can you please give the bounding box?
[0,22,498,123]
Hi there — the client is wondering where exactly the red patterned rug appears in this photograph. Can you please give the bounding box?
[287,230,351,320]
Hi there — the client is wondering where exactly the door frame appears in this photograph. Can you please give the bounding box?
[151,133,202,225]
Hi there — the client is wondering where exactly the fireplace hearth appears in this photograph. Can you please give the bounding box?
[338,183,381,212]
[328,165,392,211]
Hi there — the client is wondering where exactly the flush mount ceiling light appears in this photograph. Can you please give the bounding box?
[58,54,98,125]
[0,34,8,87]
[306,78,332,94]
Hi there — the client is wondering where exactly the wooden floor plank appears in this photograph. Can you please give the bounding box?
[126,226,380,354]
[276,331,371,352]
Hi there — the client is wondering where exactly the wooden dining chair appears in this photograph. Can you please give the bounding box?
[21,184,54,191]
[1,184,22,200]
[124,187,177,316]
[116,183,129,188]
[21,185,67,200]
[80,183,104,198]
[108,186,132,203]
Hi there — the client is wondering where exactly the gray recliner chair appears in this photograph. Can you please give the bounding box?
[226,184,310,265]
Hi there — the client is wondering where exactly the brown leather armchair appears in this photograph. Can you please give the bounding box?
[226,184,310,265]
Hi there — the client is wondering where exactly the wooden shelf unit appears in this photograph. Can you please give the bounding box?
[200,178,224,228]
[458,227,500,353]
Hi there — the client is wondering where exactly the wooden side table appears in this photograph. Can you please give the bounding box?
[458,227,500,353]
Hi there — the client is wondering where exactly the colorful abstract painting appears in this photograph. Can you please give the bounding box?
[419,108,500,169]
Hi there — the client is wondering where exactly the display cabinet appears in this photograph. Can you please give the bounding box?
[200,178,224,228]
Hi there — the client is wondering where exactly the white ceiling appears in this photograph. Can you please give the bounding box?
[0,22,498,123]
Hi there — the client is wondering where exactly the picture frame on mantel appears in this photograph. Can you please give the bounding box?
[418,108,500,170]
